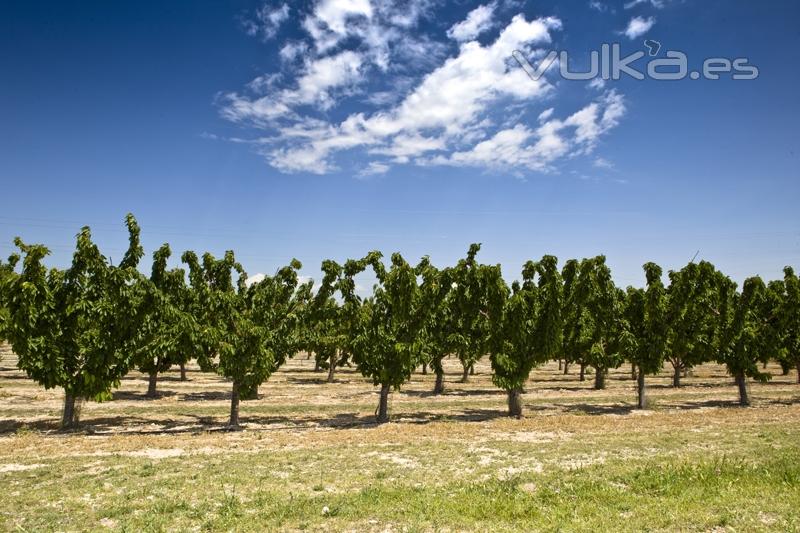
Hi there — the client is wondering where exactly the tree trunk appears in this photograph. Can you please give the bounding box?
[434,368,445,394]
[327,351,337,383]
[735,372,750,407]
[631,363,637,380]
[579,363,586,382]
[421,363,427,375]
[314,359,321,372]
[147,371,158,398]
[61,392,82,428]
[469,363,475,376]
[594,367,606,389]
[672,364,681,388]
[563,361,569,375]
[507,388,523,418]
[229,381,241,428]
[461,364,470,383]
[636,371,647,409]
[796,361,800,383]
[179,362,187,381]
[558,359,562,371]
[376,383,390,423]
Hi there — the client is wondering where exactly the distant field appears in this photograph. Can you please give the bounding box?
[1,351,799,532]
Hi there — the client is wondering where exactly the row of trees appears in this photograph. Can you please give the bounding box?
[0,215,798,428]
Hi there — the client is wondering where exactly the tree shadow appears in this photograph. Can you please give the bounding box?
[392,408,508,424]
[0,415,202,436]
[112,390,178,401]
[664,396,800,410]
[180,391,231,402]
[556,403,637,416]
[532,384,594,392]
[285,376,333,386]
[401,388,504,398]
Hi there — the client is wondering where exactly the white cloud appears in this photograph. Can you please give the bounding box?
[218,6,629,177]
[624,0,664,9]
[261,14,562,173]
[289,51,364,109]
[279,41,308,63]
[588,77,606,90]
[243,3,290,41]
[246,273,266,286]
[594,157,614,169]
[302,0,373,52]
[588,1,607,12]
[538,107,555,122]
[447,3,496,42]
[428,91,626,171]
[369,133,446,163]
[565,90,626,152]
[622,16,655,39]
[220,50,364,125]
[358,161,391,177]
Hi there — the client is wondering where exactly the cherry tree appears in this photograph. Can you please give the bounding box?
[620,263,668,409]
[3,215,144,427]
[582,257,625,389]
[776,267,800,382]
[418,260,454,394]
[562,257,624,389]
[664,261,719,387]
[715,275,774,406]
[0,254,19,349]
[182,250,304,428]
[490,256,560,417]
[448,244,497,382]
[133,244,196,397]
[346,251,429,423]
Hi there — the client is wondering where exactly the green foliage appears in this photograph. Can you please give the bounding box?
[621,262,668,375]
[133,244,197,394]
[348,252,428,389]
[774,267,800,378]
[448,244,502,378]
[3,212,798,421]
[182,249,304,426]
[417,258,455,391]
[715,275,773,383]
[0,254,20,346]
[2,214,145,425]
[490,255,560,394]
[561,256,624,385]
[300,259,356,378]
[663,261,720,380]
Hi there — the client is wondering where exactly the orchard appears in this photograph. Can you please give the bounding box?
[0,214,798,428]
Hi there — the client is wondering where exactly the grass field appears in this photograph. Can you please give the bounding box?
[1,349,799,532]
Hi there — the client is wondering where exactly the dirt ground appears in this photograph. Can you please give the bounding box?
[1,349,799,531]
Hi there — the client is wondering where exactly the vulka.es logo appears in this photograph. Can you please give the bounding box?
[513,42,759,82]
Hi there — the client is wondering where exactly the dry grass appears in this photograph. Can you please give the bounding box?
[1,351,799,531]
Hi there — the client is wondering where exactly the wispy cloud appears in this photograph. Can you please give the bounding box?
[447,2,496,42]
[358,161,391,177]
[588,1,607,12]
[624,0,664,9]
[593,157,614,169]
[242,3,290,41]
[216,2,628,177]
[622,16,655,39]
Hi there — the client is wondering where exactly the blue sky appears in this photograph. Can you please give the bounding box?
[1,0,798,290]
